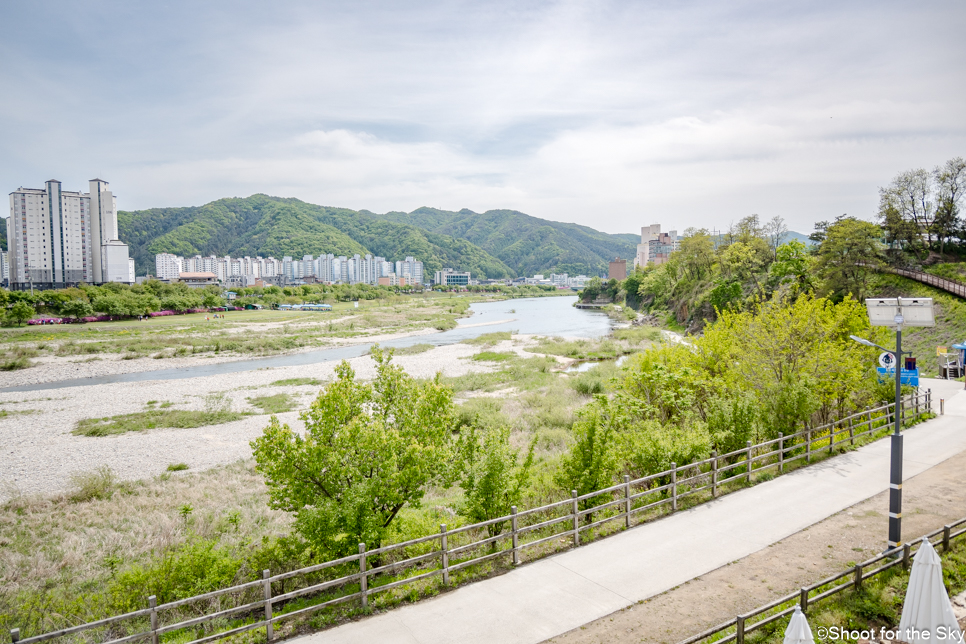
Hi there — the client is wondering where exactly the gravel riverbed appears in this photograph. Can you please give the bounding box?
[0,341,492,502]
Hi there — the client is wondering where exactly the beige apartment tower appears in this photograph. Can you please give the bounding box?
[6,178,130,289]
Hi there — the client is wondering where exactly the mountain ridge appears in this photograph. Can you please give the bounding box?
[117,195,640,278]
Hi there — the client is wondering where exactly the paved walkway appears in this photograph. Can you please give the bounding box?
[296,380,966,644]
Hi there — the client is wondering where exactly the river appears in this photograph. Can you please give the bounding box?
[1,296,612,392]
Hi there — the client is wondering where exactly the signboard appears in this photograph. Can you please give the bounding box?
[878,352,896,369]
[938,346,948,356]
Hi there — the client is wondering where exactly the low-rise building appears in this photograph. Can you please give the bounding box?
[434,268,471,287]
[178,271,218,287]
[608,258,627,280]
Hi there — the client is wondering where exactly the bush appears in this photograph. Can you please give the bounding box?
[68,466,120,502]
[166,463,189,472]
[0,357,32,371]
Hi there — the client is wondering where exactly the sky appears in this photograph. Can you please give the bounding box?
[1,0,964,235]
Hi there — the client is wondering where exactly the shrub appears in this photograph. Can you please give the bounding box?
[166,463,189,472]
[68,466,119,502]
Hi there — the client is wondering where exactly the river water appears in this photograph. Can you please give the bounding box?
[3,296,612,392]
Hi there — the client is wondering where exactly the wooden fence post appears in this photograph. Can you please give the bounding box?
[867,410,873,435]
[828,423,835,455]
[10,630,18,644]
[711,452,718,497]
[806,427,811,463]
[903,543,911,569]
[848,416,854,446]
[778,433,784,474]
[440,525,450,586]
[944,525,951,552]
[149,595,158,644]
[511,506,519,565]
[571,490,579,547]
[799,587,808,613]
[623,475,631,527]
[359,543,368,608]
[262,569,273,642]
[853,564,862,591]
[671,464,678,512]
[736,615,745,644]
[745,441,753,483]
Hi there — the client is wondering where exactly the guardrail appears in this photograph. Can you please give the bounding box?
[677,515,966,644]
[876,265,966,299]
[8,391,933,644]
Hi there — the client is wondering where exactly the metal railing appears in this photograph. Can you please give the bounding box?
[876,265,966,299]
[8,391,933,644]
[677,515,966,644]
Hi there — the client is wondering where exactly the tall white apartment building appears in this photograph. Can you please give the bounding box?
[7,178,130,289]
[395,257,424,285]
[156,253,184,280]
[1,250,8,285]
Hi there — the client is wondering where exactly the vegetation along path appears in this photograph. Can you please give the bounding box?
[294,379,966,644]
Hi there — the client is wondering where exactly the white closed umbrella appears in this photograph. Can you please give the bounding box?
[783,605,815,644]
[898,538,962,644]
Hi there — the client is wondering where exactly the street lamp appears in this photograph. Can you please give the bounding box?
[851,297,934,552]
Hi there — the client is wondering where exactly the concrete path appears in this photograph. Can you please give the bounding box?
[296,380,966,644]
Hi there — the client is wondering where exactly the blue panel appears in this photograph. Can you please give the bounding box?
[877,367,919,387]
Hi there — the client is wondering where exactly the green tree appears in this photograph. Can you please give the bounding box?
[769,240,814,293]
[9,301,35,326]
[556,396,621,512]
[250,348,456,557]
[456,423,535,538]
[60,299,94,321]
[815,217,883,300]
[933,157,966,256]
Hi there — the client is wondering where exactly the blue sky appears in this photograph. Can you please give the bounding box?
[1,0,964,234]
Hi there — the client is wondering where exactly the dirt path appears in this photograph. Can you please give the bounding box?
[544,449,966,644]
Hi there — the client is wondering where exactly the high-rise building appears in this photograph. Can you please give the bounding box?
[155,253,184,280]
[634,224,678,268]
[6,179,130,288]
[395,257,424,285]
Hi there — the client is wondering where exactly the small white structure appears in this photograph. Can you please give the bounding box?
[783,605,815,644]
[898,538,961,644]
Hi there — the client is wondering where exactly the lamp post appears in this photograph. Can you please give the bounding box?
[850,297,934,552]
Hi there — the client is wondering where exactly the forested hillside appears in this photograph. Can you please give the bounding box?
[118,195,514,279]
[368,207,639,276]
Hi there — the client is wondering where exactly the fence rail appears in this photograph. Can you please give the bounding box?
[9,391,933,644]
[677,515,966,644]
[874,265,966,299]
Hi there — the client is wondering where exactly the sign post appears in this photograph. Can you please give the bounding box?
[851,297,935,552]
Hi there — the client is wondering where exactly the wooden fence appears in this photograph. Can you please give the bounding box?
[8,391,933,644]
[677,515,966,644]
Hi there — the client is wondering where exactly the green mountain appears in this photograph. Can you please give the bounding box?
[366,207,639,277]
[118,195,514,279]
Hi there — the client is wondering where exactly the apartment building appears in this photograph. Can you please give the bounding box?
[7,179,131,289]
[634,224,679,268]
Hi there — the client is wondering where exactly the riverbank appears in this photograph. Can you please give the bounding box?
[0,340,499,500]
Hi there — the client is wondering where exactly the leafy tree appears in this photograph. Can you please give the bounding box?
[250,348,456,557]
[620,419,711,479]
[456,423,535,538]
[878,168,934,253]
[580,277,603,303]
[815,217,883,300]
[933,157,966,256]
[60,299,94,321]
[769,240,814,293]
[9,301,35,326]
[201,293,224,309]
[556,396,622,510]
